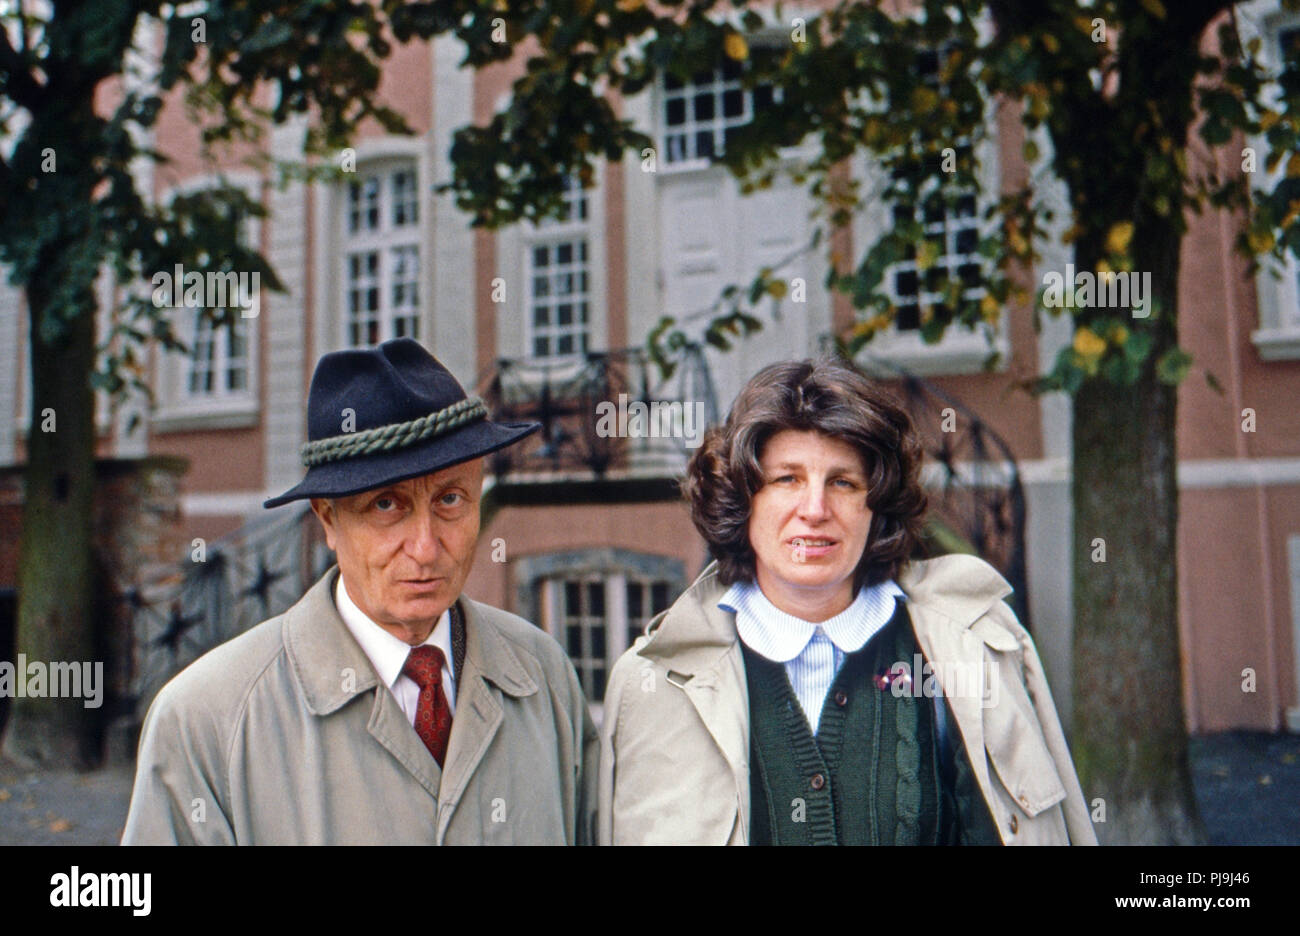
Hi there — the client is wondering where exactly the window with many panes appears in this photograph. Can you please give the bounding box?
[660,61,778,166]
[887,176,982,332]
[343,165,421,346]
[885,48,985,333]
[187,310,249,398]
[546,572,675,702]
[184,199,255,401]
[624,578,672,650]
[526,176,590,360]
[562,578,608,701]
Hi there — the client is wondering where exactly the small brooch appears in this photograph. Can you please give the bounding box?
[874,662,913,692]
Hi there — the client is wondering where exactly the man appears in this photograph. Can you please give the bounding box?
[599,357,1095,845]
[123,338,598,844]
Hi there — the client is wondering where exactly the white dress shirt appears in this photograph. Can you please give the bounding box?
[335,574,456,721]
[720,578,905,735]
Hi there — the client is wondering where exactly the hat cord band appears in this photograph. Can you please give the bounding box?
[299,396,489,467]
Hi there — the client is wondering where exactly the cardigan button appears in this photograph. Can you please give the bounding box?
[810,773,826,791]
[1009,814,1019,834]
[833,690,848,707]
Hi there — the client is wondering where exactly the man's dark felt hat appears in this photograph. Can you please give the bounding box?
[263,338,538,508]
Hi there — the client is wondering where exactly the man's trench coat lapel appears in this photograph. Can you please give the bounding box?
[282,566,539,838]
[436,598,538,840]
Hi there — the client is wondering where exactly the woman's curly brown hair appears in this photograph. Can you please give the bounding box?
[683,355,928,590]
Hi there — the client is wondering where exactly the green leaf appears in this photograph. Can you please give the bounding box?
[1155,348,1194,385]
[1121,329,1153,364]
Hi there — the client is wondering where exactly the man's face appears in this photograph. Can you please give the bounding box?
[747,429,873,617]
[310,458,484,644]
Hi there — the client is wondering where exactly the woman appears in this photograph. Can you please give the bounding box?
[597,356,1095,845]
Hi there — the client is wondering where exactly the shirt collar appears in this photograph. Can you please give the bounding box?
[335,574,454,688]
[719,577,905,663]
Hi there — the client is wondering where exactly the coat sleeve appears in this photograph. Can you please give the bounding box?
[596,650,628,846]
[120,680,237,846]
[998,610,1099,846]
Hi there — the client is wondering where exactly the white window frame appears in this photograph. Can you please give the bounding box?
[1239,1,1300,360]
[849,22,1009,377]
[495,152,609,377]
[658,61,781,171]
[151,171,262,432]
[340,159,424,347]
[538,569,678,711]
[525,177,594,362]
[652,14,810,176]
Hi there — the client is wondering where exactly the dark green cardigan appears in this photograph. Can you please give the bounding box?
[743,600,1002,845]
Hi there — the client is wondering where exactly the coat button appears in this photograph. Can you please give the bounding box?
[1009,814,1019,834]
[810,773,826,790]
[834,691,848,707]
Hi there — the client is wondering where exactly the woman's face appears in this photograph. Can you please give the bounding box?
[747,428,874,618]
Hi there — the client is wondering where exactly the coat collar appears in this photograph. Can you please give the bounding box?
[641,553,1015,668]
[897,553,1014,630]
[283,566,537,717]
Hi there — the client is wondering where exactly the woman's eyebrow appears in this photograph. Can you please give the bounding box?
[767,460,863,475]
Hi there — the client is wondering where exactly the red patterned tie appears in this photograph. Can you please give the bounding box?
[402,645,453,767]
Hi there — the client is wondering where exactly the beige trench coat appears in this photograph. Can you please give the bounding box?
[122,567,598,845]
[598,554,1097,845]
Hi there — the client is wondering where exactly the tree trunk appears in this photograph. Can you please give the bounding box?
[1069,230,1205,844]
[2,286,100,768]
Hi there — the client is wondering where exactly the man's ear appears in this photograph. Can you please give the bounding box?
[309,497,338,551]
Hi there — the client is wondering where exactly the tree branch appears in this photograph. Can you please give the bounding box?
[0,19,44,109]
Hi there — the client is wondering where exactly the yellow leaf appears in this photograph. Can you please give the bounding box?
[917,239,940,270]
[1106,221,1134,255]
[615,0,643,10]
[1260,110,1281,131]
[1247,229,1275,254]
[912,86,940,114]
[1073,328,1107,358]
[1139,0,1167,18]
[1096,259,1112,276]
[724,32,748,61]
[767,279,787,299]
[1041,34,1059,55]
[851,313,893,338]
[49,819,72,833]
[1288,153,1300,177]
[1109,323,1129,345]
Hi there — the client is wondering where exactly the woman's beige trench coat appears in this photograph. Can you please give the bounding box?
[598,553,1098,846]
[122,567,598,845]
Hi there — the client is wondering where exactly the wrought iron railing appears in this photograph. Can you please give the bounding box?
[476,344,720,480]
[847,346,1032,630]
[123,502,332,712]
